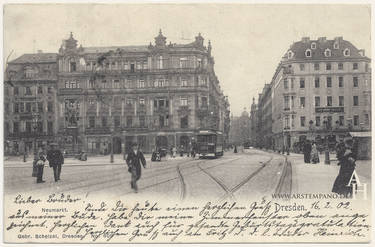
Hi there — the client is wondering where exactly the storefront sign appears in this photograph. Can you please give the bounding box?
[315,107,344,113]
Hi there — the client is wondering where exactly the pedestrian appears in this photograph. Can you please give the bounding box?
[180,145,184,157]
[170,146,173,157]
[35,148,47,183]
[47,143,64,182]
[303,140,312,163]
[126,143,146,193]
[332,136,356,197]
[234,145,238,153]
[172,146,177,158]
[311,142,320,164]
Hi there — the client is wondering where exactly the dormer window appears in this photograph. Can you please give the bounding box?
[287,50,294,59]
[343,48,350,57]
[324,49,331,57]
[305,49,312,57]
[333,42,339,49]
[311,43,316,49]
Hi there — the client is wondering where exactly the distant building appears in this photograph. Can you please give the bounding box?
[4,30,230,154]
[229,109,250,145]
[251,37,371,152]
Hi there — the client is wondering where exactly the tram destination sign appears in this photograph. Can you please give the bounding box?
[315,107,344,113]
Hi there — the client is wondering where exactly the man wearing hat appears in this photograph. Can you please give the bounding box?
[47,143,64,182]
[126,143,146,192]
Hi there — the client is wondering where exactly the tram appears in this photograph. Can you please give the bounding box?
[196,130,224,158]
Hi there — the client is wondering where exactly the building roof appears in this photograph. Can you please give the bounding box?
[285,37,369,61]
[83,45,149,54]
[9,53,57,64]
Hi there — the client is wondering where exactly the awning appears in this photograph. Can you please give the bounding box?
[349,132,372,138]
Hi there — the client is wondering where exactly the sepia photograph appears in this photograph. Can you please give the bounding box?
[1,2,373,244]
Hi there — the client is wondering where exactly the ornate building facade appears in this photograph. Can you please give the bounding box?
[251,37,371,152]
[4,31,230,154]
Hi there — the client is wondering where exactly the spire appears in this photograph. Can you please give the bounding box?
[195,33,204,47]
[208,40,212,55]
[64,32,78,51]
[155,29,167,47]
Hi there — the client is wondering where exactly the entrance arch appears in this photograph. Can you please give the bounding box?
[180,135,190,152]
[156,136,168,148]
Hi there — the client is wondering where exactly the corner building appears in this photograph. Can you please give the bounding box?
[56,31,228,154]
[270,37,371,151]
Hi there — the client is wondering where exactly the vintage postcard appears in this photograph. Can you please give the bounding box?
[1,2,373,245]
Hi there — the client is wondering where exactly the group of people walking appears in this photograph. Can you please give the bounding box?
[33,143,64,183]
[302,140,320,164]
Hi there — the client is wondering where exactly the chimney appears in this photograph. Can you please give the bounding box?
[334,36,343,42]
[37,50,43,53]
[301,37,310,43]
[318,37,327,43]
[358,49,365,57]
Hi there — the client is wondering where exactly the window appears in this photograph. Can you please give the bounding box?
[126,116,133,127]
[284,96,290,110]
[114,80,120,89]
[137,79,145,88]
[291,96,295,108]
[327,116,332,128]
[114,116,121,127]
[291,115,295,127]
[338,63,343,70]
[327,96,332,106]
[180,97,188,106]
[315,116,321,127]
[353,115,359,126]
[101,80,108,89]
[305,49,311,57]
[48,87,52,93]
[70,62,76,72]
[287,51,293,59]
[26,102,31,112]
[38,86,43,94]
[365,63,369,72]
[314,63,319,71]
[14,103,19,113]
[48,121,53,134]
[339,116,344,126]
[20,103,24,113]
[343,48,350,56]
[181,115,188,129]
[339,96,344,106]
[353,63,358,70]
[315,96,320,107]
[26,122,32,133]
[314,77,320,88]
[334,42,339,49]
[37,122,43,133]
[311,43,316,49]
[48,102,53,112]
[290,78,294,89]
[158,56,163,69]
[201,97,208,107]
[37,102,43,112]
[89,116,95,128]
[284,116,290,129]
[326,63,331,70]
[339,77,344,87]
[353,77,358,87]
[13,122,19,133]
[283,79,288,89]
[25,87,32,95]
[324,49,331,57]
[299,64,305,71]
[142,61,148,70]
[181,79,188,87]
[102,117,107,127]
[159,115,165,128]
[197,58,202,68]
[130,63,135,72]
[14,87,19,95]
[139,98,145,106]
[126,99,133,106]
[299,78,305,88]
[353,96,359,106]
[180,57,188,68]
[139,116,146,127]
[300,97,305,108]
[300,116,306,127]
[25,67,37,78]
[326,77,332,87]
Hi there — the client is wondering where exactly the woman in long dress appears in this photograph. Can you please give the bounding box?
[332,138,356,197]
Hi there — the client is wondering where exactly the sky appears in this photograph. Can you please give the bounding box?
[3,3,371,116]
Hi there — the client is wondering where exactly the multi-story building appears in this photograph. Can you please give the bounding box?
[268,37,371,151]
[4,52,58,155]
[4,31,228,155]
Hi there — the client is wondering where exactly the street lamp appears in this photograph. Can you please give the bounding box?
[110,123,114,163]
[323,116,330,165]
[31,111,39,160]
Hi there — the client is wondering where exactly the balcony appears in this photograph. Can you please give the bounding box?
[58,88,83,95]
[154,107,169,114]
[177,105,191,115]
[7,132,54,138]
[85,127,111,135]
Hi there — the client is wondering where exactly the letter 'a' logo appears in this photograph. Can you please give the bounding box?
[347,170,367,200]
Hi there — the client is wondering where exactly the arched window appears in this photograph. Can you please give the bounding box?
[287,50,293,59]
[311,42,316,49]
[305,49,312,57]
[324,48,331,57]
[343,48,350,57]
[333,42,339,49]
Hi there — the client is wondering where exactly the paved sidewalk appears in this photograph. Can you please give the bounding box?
[288,152,371,197]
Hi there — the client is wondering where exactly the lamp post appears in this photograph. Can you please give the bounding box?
[323,116,330,165]
[31,111,39,160]
[110,124,114,163]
